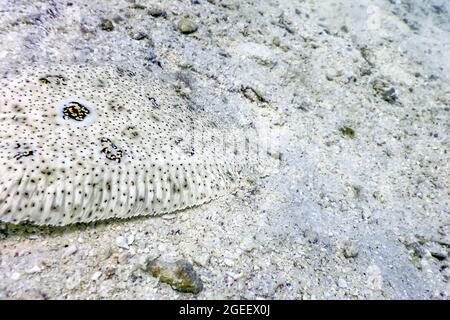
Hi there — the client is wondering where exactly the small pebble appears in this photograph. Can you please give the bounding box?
[372,79,397,103]
[193,253,210,267]
[130,3,146,10]
[241,86,268,103]
[63,244,78,257]
[127,234,135,246]
[103,266,116,279]
[325,69,342,81]
[99,19,114,31]
[118,252,132,264]
[338,278,348,288]
[339,126,355,139]
[10,272,21,281]
[162,213,177,220]
[272,36,281,47]
[303,229,319,244]
[343,243,359,258]
[438,225,450,244]
[144,258,203,294]
[91,271,102,281]
[223,257,235,267]
[148,6,166,18]
[65,276,81,290]
[268,150,282,161]
[177,19,198,34]
[381,87,397,103]
[25,265,42,274]
[131,31,147,40]
[112,15,124,23]
[145,50,162,68]
[239,237,258,252]
[427,242,448,261]
[116,235,129,249]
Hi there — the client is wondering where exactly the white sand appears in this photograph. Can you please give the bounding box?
[0,0,448,299]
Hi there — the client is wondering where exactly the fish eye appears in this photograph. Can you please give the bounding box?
[56,98,96,126]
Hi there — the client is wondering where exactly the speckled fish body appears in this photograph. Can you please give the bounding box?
[0,64,264,225]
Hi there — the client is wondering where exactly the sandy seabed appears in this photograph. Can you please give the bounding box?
[0,0,449,299]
